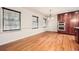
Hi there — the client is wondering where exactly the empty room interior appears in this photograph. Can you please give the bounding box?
[0,7,79,51]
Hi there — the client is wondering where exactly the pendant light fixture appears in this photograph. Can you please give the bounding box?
[47,9,53,19]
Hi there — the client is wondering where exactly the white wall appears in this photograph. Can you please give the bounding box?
[46,15,58,32]
[0,7,46,45]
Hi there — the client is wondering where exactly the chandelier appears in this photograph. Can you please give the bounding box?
[47,9,53,19]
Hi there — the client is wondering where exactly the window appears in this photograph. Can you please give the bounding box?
[2,7,21,31]
[32,15,39,29]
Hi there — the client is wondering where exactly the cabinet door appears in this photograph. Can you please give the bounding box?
[75,29,79,43]
[63,13,69,34]
[58,14,64,22]
[76,12,79,27]
[69,12,79,34]
[68,12,73,34]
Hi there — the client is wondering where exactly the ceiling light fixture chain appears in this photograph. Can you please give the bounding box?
[47,8,53,19]
[49,9,52,17]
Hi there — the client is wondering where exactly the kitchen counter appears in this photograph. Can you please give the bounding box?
[74,27,79,29]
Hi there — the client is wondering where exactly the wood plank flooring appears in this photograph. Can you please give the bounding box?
[0,32,79,51]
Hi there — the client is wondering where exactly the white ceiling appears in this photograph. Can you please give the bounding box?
[31,7,79,16]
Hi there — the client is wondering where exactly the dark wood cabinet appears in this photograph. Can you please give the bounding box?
[75,27,79,43]
[57,11,79,35]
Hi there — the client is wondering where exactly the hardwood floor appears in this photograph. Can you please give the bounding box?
[0,32,79,51]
